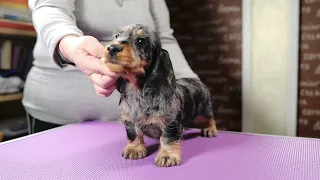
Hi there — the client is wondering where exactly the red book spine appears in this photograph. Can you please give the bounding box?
[0,20,34,31]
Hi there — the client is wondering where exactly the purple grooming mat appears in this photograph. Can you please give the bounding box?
[0,121,319,180]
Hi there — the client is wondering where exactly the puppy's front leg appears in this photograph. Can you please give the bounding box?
[155,120,183,167]
[122,120,147,159]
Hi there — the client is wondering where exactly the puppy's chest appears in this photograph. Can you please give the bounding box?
[136,117,166,138]
[121,104,166,138]
[119,91,168,138]
[119,90,150,120]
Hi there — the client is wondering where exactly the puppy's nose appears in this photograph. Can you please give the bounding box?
[107,44,122,56]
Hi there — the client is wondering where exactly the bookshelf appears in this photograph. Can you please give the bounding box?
[0,19,35,101]
[0,15,36,142]
[0,18,36,101]
[0,0,35,142]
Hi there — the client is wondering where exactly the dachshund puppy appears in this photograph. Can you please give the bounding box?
[100,24,217,167]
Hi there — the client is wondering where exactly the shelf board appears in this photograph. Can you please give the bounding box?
[0,27,36,37]
[0,93,23,102]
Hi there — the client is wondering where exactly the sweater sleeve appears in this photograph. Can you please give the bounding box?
[28,0,84,68]
[149,0,198,79]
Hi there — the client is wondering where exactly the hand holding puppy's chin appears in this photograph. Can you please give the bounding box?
[58,35,122,97]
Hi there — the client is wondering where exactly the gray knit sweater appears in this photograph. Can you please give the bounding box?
[22,0,198,125]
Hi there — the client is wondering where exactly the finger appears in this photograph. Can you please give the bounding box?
[98,62,121,78]
[81,37,123,77]
[82,36,105,57]
[79,66,93,76]
[95,88,112,97]
[93,84,112,97]
[80,52,119,77]
[90,73,118,89]
[78,36,120,77]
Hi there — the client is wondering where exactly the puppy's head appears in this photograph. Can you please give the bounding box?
[101,24,162,75]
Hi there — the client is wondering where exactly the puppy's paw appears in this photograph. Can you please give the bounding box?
[201,119,217,137]
[122,144,147,160]
[155,151,181,167]
[201,126,217,137]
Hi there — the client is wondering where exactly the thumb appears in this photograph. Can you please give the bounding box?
[80,36,118,77]
[81,36,105,58]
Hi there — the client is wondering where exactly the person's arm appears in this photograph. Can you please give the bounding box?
[29,0,121,97]
[149,0,198,79]
[28,0,84,67]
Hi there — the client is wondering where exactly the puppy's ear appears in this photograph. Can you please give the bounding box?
[143,48,176,100]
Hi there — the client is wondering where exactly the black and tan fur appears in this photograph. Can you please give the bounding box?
[100,24,217,167]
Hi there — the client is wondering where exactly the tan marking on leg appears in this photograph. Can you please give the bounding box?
[122,133,147,160]
[183,116,217,137]
[155,137,181,167]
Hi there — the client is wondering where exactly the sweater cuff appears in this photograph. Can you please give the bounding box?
[53,42,76,67]
[48,26,84,68]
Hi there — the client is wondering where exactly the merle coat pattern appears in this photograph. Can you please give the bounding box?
[100,24,217,167]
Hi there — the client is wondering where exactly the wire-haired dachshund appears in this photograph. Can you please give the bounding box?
[100,24,217,167]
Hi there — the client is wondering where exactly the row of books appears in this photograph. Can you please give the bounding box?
[0,18,35,32]
[0,39,34,81]
[0,0,31,23]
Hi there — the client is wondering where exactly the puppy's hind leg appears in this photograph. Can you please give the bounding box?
[200,92,218,137]
[200,117,217,138]
[201,100,218,137]
[182,115,217,137]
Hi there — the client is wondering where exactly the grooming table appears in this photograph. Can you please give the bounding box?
[0,121,319,180]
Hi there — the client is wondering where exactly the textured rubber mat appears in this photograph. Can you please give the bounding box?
[0,121,319,180]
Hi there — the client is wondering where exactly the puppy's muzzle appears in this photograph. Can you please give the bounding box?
[107,44,123,56]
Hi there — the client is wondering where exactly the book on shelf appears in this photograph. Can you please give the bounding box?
[0,18,36,37]
[0,0,29,10]
[0,0,31,23]
[0,40,12,69]
[0,39,34,79]
[0,39,34,95]
[0,18,34,31]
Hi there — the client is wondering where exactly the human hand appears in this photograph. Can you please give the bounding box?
[59,35,119,97]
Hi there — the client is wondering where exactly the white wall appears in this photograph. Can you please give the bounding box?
[242,0,299,135]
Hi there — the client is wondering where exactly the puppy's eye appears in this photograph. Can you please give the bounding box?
[137,38,146,44]
[114,34,119,38]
